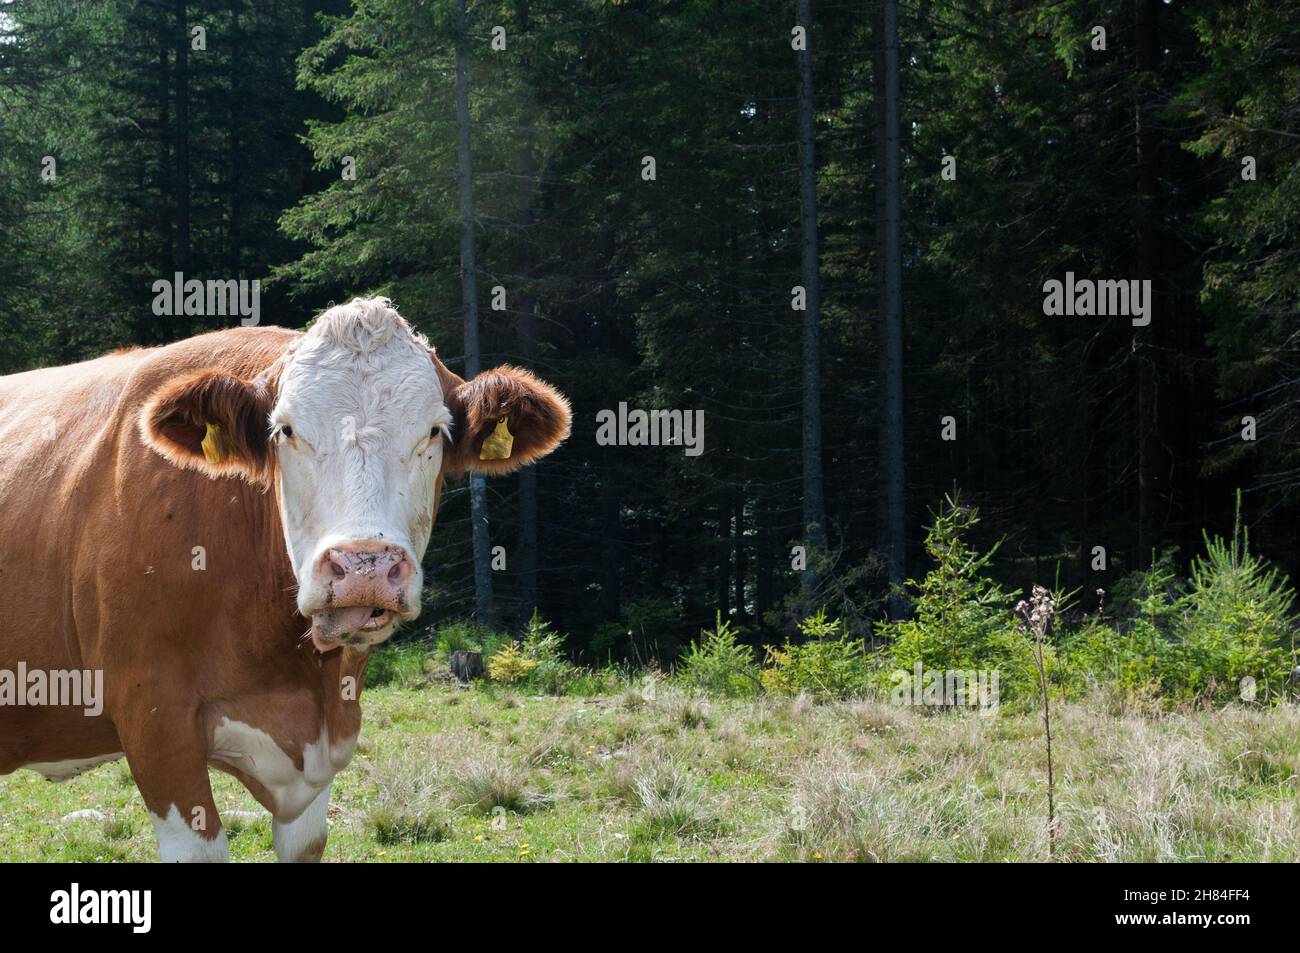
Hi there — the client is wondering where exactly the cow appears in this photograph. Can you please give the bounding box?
[0,297,571,861]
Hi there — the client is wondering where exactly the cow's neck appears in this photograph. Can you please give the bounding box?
[316,644,368,742]
[267,490,369,741]
[223,477,369,744]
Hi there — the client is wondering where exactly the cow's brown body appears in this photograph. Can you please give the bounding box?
[1,300,571,862]
[0,328,360,860]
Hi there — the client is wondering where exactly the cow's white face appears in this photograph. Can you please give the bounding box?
[141,296,572,654]
[270,301,452,649]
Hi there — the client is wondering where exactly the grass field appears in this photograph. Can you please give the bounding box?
[3,661,1300,862]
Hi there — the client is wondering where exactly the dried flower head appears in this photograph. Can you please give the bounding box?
[1016,585,1056,641]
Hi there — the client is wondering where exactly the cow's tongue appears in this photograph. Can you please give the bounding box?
[310,606,379,651]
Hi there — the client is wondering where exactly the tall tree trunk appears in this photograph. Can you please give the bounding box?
[174,0,189,335]
[1135,0,1160,567]
[228,3,241,277]
[716,492,731,619]
[517,300,539,617]
[149,41,171,345]
[454,0,495,627]
[878,0,906,615]
[755,491,773,621]
[516,99,540,620]
[796,0,825,599]
[733,488,748,624]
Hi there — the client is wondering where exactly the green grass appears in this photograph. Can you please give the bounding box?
[3,677,1300,861]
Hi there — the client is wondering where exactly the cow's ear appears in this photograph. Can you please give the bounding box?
[434,358,571,477]
[140,370,275,484]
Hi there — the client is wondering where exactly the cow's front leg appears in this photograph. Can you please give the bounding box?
[273,784,331,863]
[121,715,228,862]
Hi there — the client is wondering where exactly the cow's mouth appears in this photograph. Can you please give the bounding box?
[310,606,396,652]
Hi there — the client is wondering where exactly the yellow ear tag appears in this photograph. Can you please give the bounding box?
[479,417,514,461]
[201,422,231,465]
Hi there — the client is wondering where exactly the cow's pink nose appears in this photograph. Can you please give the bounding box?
[324,547,411,582]
[318,544,414,610]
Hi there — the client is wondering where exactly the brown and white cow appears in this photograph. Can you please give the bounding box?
[0,297,570,861]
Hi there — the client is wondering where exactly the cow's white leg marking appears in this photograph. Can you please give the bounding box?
[274,784,331,863]
[150,805,230,863]
[22,752,124,781]
[210,717,356,817]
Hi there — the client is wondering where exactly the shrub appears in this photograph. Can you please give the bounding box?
[487,643,539,685]
[878,496,1041,705]
[1060,499,1298,705]
[518,610,580,695]
[1178,498,1295,702]
[676,613,760,697]
[482,612,584,694]
[761,610,870,700]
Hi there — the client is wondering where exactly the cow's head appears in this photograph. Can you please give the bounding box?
[140,297,570,652]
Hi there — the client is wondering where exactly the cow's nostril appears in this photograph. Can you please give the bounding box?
[388,561,406,582]
[328,556,347,579]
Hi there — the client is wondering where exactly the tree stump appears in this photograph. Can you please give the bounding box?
[449,650,485,683]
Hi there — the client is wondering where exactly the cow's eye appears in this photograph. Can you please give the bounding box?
[429,426,441,442]
[279,425,294,440]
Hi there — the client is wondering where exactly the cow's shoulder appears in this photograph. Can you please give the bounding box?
[0,328,304,645]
